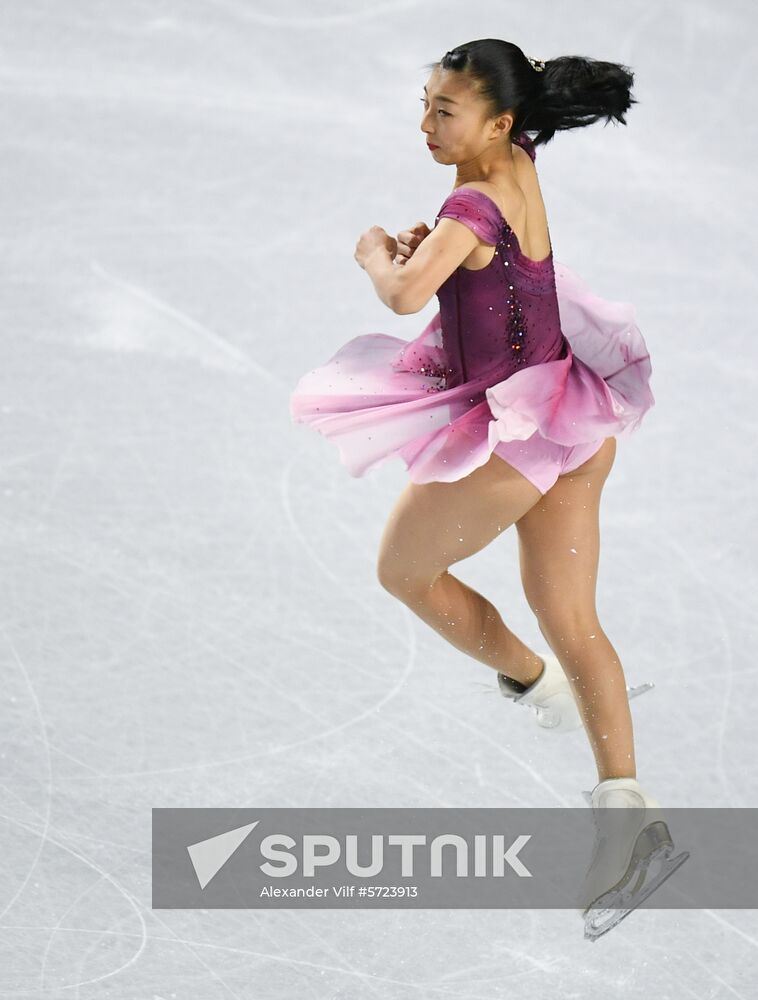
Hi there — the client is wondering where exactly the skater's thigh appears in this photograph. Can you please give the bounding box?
[515,437,617,622]
[377,452,542,588]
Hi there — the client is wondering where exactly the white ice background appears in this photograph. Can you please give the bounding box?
[1,1,756,997]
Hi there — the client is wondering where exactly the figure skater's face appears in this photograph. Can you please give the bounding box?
[419,67,513,164]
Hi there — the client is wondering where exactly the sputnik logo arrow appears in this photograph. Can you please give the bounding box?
[187,821,260,889]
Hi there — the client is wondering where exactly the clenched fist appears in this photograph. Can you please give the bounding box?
[393,221,431,265]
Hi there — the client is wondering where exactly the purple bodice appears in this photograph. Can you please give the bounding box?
[290,129,655,485]
[433,132,568,387]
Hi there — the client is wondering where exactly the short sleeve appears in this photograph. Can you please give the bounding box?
[434,188,502,246]
[513,131,536,162]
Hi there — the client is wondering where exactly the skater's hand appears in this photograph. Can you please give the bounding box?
[393,222,431,265]
[354,226,397,270]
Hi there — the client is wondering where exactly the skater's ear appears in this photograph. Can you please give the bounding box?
[390,219,483,314]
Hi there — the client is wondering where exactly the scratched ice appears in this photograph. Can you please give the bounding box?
[1,1,756,998]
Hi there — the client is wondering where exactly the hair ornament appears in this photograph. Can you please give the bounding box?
[527,56,546,72]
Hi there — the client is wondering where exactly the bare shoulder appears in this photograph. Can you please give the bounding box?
[512,140,533,164]
[512,141,539,184]
[452,179,501,200]
[454,177,515,208]
[454,145,537,202]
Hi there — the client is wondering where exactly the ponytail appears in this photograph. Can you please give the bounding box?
[424,41,637,148]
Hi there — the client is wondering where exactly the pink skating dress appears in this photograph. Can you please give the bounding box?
[289,132,654,494]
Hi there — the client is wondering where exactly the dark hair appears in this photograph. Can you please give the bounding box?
[423,40,637,148]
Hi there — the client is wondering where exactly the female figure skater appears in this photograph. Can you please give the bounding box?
[290,41,688,937]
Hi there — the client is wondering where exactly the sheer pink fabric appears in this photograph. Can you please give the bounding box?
[290,133,654,483]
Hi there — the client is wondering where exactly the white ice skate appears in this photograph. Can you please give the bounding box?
[578,777,691,941]
[497,653,655,734]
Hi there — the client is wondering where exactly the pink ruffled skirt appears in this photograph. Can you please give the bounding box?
[289,261,654,492]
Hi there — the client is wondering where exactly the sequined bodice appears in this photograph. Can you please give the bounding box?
[432,133,568,387]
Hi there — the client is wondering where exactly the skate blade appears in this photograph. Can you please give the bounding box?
[485,680,655,700]
[583,843,690,941]
[538,681,656,735]
[627,681,655,700]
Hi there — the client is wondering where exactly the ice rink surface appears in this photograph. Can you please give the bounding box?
[2,0,757,996]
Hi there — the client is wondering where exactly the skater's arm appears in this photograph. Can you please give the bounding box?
[387,218,482,314]
[361,243,403,311]
[354,225,407,311]
[355,211,487,314]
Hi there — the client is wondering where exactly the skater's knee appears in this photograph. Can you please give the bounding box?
[376,556,441,600]
[534,607,601,646]
[376,559,406,596]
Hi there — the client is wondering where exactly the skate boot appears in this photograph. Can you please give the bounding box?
[578,777,690,941]
[497,654,656,735]
[498,653,584,733]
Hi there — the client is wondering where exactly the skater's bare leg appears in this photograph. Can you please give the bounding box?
[515,438,636,782]
[377,452,545,687]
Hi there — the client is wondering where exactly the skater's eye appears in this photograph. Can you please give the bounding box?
[419,98,451,117]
